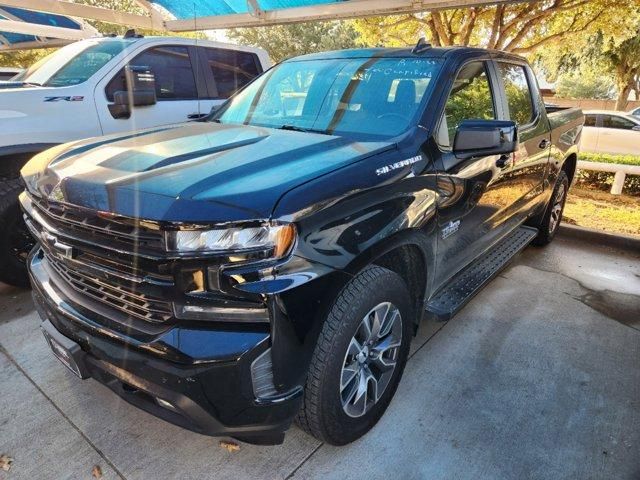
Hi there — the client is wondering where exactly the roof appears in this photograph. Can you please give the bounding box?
[285,45,524,62]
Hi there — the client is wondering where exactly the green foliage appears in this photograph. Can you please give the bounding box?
[353,1,640,53]
[580,152,640,166]
[555,69,616,100]
[577,153,640,195]
[227,21,361,63]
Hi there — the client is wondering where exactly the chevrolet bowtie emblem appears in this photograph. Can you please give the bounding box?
[44,233,74,260]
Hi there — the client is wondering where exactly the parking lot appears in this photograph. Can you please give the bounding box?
[1,232,638,480]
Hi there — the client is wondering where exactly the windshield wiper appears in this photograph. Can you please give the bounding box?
[279,124,329,135]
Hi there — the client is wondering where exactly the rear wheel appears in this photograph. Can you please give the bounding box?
[531,170,569,246]
[296,265,413,445]
[0,177,34,287]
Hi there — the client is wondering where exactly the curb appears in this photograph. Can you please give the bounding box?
[558,224,640,252]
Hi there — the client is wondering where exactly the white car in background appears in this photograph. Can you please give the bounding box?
[628,106,640,118]
[581,110,640,155]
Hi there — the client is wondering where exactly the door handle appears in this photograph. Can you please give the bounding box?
[538,138,550,149]
[496,154,512,168]
[187,113,207,120]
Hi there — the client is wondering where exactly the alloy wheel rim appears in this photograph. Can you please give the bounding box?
[340,302,402,418]
[548,183,566,234]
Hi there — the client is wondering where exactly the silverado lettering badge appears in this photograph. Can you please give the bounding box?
[442,220,460,239]
[44,96,84,102]
[376,155,422,176]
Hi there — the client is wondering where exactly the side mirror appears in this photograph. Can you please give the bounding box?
[108,65,157,119]
[632,125,640,132]
[453,120,518,158]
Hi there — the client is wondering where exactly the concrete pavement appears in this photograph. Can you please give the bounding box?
[1,235,639,480]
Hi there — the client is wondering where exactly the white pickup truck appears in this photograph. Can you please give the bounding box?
[0,32,271,286]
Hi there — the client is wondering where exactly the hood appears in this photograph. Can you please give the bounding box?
[22,122,394,223]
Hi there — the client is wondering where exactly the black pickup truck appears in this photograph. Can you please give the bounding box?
[20,44,583,446]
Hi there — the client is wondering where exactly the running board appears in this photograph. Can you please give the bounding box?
[426,226,538,321]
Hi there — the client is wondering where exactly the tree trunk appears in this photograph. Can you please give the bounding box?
[615,84,632,111]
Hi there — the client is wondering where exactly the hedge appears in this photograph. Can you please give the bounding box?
[577,153,640,196]
[579,152,640,167]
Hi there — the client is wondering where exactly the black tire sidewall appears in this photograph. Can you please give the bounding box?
[316,267,413,445]
[0,177,31,287]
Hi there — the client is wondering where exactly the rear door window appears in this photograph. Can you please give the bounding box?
[498,62,535,125]
[201,48,261,98]
[105,46,197,101]
[602,115,636,130]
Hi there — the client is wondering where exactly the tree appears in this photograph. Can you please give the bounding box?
[227,21,361,63]
[352,0,639,54]
[554,68,616,99]
[601,32,640,109]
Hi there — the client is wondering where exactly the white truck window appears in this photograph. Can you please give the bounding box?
[106,46,198,101]
[201,48,260,98]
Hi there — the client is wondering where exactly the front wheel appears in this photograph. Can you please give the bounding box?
[531,170,569,246]
[296,265,413,445]
[0,177,34,287]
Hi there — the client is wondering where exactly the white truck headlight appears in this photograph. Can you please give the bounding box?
[165,223,296,258]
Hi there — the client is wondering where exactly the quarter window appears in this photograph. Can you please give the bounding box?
[438,61,495,148]
[201,48,260,98]
[498,63,535,125]
[106,46,197,101]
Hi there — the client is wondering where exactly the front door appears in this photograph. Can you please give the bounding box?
[96,45,202,135]
[433,60,515,290]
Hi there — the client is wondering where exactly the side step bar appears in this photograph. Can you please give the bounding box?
[426,225,539,321]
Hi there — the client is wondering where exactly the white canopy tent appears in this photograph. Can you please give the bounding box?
[1,0,518,46]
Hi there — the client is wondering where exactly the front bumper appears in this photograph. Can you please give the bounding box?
[29,249,303,445]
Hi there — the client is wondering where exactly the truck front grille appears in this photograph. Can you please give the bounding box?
[31,195,165,251]
[23,193,175,325]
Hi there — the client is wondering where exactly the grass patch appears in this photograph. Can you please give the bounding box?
[564,187,640,236]
[579,152,640,166]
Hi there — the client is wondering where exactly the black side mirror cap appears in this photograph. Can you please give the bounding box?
[453,120,518,158]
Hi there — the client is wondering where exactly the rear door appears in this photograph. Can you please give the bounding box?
[96,45,203,134]
[597,114,640,155]
[494,61,551,222]
[197,47,263,116]
[433,59,515,288]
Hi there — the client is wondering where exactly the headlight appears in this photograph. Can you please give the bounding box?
[165,223,296,258]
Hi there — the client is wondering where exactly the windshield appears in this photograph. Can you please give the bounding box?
[214,56,442,140]
[18,39,133,87]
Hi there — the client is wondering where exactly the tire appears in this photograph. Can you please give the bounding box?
[0,177,34,287]
[531,170,569,246]
[296,265,414,445]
